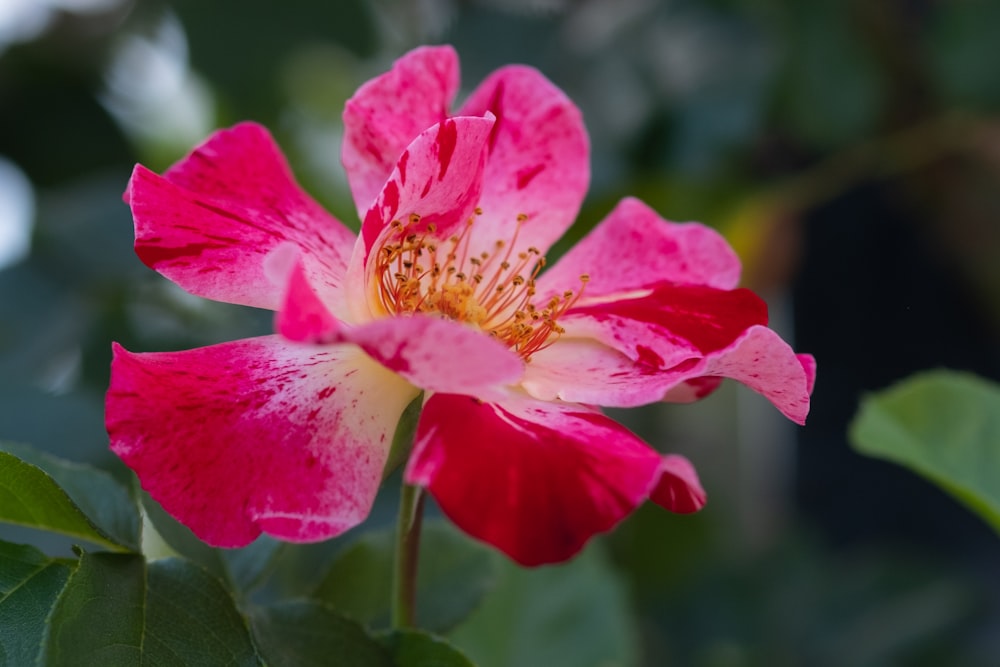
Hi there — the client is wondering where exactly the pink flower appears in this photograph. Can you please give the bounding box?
[106,46,815,566]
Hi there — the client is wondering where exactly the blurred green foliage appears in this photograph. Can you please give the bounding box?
[851,371,1000,538]
[3,0,1000,665]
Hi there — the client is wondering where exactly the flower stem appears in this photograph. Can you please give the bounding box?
[392,481,425,629]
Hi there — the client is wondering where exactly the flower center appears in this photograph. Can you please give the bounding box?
[372,210,588,361]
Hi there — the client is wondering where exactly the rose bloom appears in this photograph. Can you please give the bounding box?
[106,46,814,566]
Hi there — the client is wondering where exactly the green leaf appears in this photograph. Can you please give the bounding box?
[0,442,140,551]
[250,600,392,667]
[850,370,1000,535]
[0,449,128,551]
[377,630,475,667]
[314,521,497,633]
[145,558,260,665]
[448,545,638,667]
[0,540,73,665]
[42,552,146,665]
[42,553,260,666]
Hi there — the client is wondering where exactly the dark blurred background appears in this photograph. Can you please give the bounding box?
[2,0,1000,665]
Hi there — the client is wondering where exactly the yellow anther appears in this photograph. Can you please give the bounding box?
[371,211,588,361]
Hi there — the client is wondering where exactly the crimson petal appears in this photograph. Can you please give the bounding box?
[567,283,769,367]
[405,393,704,566]
[126,122,356,315]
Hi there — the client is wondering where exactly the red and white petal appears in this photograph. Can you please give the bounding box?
[343,46,460,217]
[651,455,706,514]
[405,394,697,566]
[659,377,725,404]
[565,283,769,370]
[537,197,742,301]
[275,258,341,344]
[126,123,356,315]
[355,116,494,272]
[457,65,589,258]
[671,325,814,424]
[521,339,676,407]
[333,316,523,398]
[799,353,818,394]
[557,286,811,422]
[106,337,417,547]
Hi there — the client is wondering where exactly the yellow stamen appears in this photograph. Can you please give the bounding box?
[371,212,587,360]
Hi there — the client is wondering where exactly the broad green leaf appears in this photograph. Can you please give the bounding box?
[448,545,638,667]
[145,558,260,665]
[250,600,392,667]
[378,630,475,667]
[0,540,73,665]
[0,449,127,551]
[0,442,140,551]
[314,520,497,632]
[850,370,1000,534]
[42,552,145,665]
[42,553,260,666]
